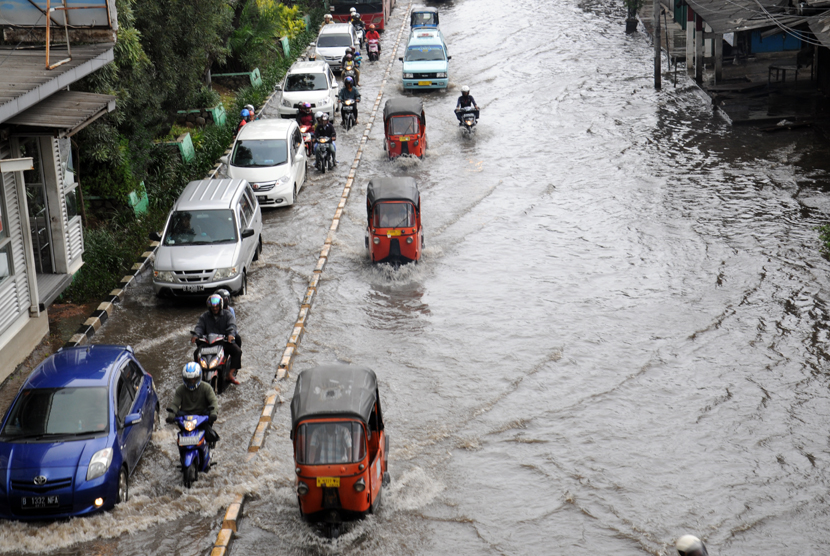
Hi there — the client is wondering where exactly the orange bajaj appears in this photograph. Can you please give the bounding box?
[291,364,389,538]
[366,177,423,264]
[383,97,427,158]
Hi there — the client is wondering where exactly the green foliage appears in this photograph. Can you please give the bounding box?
[818,225,830,256]
[187,86,222,110]
[62,228,138,302]
[624,0,645,14]
[227,0,306,72]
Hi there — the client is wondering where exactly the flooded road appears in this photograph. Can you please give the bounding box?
[5,0,830,554]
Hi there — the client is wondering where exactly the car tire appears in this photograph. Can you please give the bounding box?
[252,235,262,262]
[292,183,298,205]
[117,467,129,504]
[153,403,160,433]
[238,271,247,296]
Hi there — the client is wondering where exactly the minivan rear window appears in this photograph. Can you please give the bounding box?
[317,34,352,48]
[163,210,237,245]
[405,45,445,61]
[231,139,288,168]
[285,73,328,91]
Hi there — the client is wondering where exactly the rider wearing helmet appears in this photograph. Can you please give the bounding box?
[236,109,250,136]
[343,53,360,85]
[192,293,242,385]
[341,46,356,68]
[296,102,315,128]
[215,288,242,348]
[323,13,334,25]
[454,85,480,125]
[337,76,361,125]
[365,23,380,52]
[244,104,256,122]
[314,113,337,165]
[676,536,708,556]
[166,362,219,427]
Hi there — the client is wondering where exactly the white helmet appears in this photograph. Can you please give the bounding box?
[676,535,708,556]
[350,7,356,13]
[461,85,470,93]
[324,13,332,19]
[315,111,324,120]
[182,362,201,391]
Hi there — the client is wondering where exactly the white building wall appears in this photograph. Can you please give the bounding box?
[0,141,31,336]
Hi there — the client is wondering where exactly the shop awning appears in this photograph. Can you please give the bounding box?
[5,90,116,137]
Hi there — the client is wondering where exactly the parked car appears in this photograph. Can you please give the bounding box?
[151,178,263,297]
[399,29,450,90]
[0,345,158,520]
[312,23,360,71]
[276,61,339,120]
[222,120,308,208]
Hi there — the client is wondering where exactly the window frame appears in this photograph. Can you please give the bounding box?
[0,175,12,286]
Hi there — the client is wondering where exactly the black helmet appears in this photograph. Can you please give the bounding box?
[207,293,223,310]
[215,288,231,309]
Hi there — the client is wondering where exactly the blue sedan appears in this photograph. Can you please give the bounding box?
[0,345,158,519]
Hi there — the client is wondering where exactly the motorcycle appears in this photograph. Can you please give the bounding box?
[315,136,335,173]
[459,106,478,137]
[169,410,215,488]
[343,61,359,86]
[367,39,380,62]
[300,124,315,157]
[192,331,232,395]
[341,98,357,131]
[353,23,365,48]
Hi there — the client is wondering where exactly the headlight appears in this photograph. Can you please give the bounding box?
[354,478,366,492]
[406,237,414,244]
[209,357,219,369]
[276,175,291,187]
[184,419,197,431]
[436,72,447,78]
[154,270,174,283]
[373,237,380,245]
[281,98,293,108]
[214,267,239,280]
[86,448,113,481]
[297,481,309,496]
[404,73,414,79]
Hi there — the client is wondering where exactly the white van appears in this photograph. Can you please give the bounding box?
[151,179,262,297]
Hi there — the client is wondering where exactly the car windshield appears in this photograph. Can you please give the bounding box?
[285,73,328,92]
[163,210,238,245]
[295,421,366,465]
[317,34,352,48]
[374,202,415,228]
[389,116,419,135]
[231,139,288,168]
[405,45,445,61]
[1,387,109,439]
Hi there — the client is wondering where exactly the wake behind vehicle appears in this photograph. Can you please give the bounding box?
[0,345,158,519]
[383,97,427,159]
[192,331,232,394]
[365,177,423,264]
[170,412,214,488]
[151,179,262,297]
[399,29,450,90]
[291,364,390,538]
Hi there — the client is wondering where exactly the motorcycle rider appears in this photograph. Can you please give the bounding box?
[166,363,219,443]
[322,13,335,26]
[192,293,242,385]
[236,109,249,136]
[215,288,242,348]
[337,76,361,125]
[314,113,337,166]
[365,24,381,54]
[454,85,480,125]
[244,104,257,122]
[343,53,360,85]
[341,46,356,68]
[296,102,315,129]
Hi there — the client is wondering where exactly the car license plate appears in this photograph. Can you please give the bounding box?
[387,230,402,237]
[399,136,410,142]
[316,477,340,488]
[21,496,59,509]
[418,81,431,86]
[183,285,204,293]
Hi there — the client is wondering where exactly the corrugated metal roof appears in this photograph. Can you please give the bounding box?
[687,0,804,33]
[808,11,830,46]
[5,90,115,136]
[0,43,114,124]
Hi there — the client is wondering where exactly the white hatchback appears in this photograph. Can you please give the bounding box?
[275,61,339,120]
[222,119,307,208]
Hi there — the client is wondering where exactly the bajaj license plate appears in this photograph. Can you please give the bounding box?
[316,477,340,488]
[399,136,410,142]
[417,81,431,86]
[21,495,59,509]
[387,230,402,237]
[183,285,204,293]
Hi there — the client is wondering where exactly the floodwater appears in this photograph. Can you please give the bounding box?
[5,0,830,554]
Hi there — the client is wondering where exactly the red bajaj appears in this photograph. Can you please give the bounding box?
[365,177,423,264]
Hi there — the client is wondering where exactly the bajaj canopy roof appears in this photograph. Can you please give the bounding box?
[291,364,379,429]
[367,177,420,210]
[383,97,426,126]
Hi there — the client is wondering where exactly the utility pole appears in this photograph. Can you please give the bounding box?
[654,0,662,89]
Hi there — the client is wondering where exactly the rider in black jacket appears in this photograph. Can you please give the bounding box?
[193,293,242,385]
[455,85,480,124]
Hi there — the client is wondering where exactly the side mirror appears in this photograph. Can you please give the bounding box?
[241,228,255,239]
[309,41,316,47]
[124,413,142,427]
[220,155,229,165]
[447,56,452,60]
[149,231,161,241]
[398,57,403,62]
[275,83,282,90]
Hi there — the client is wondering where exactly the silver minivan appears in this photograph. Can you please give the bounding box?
[151,179,263,297]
